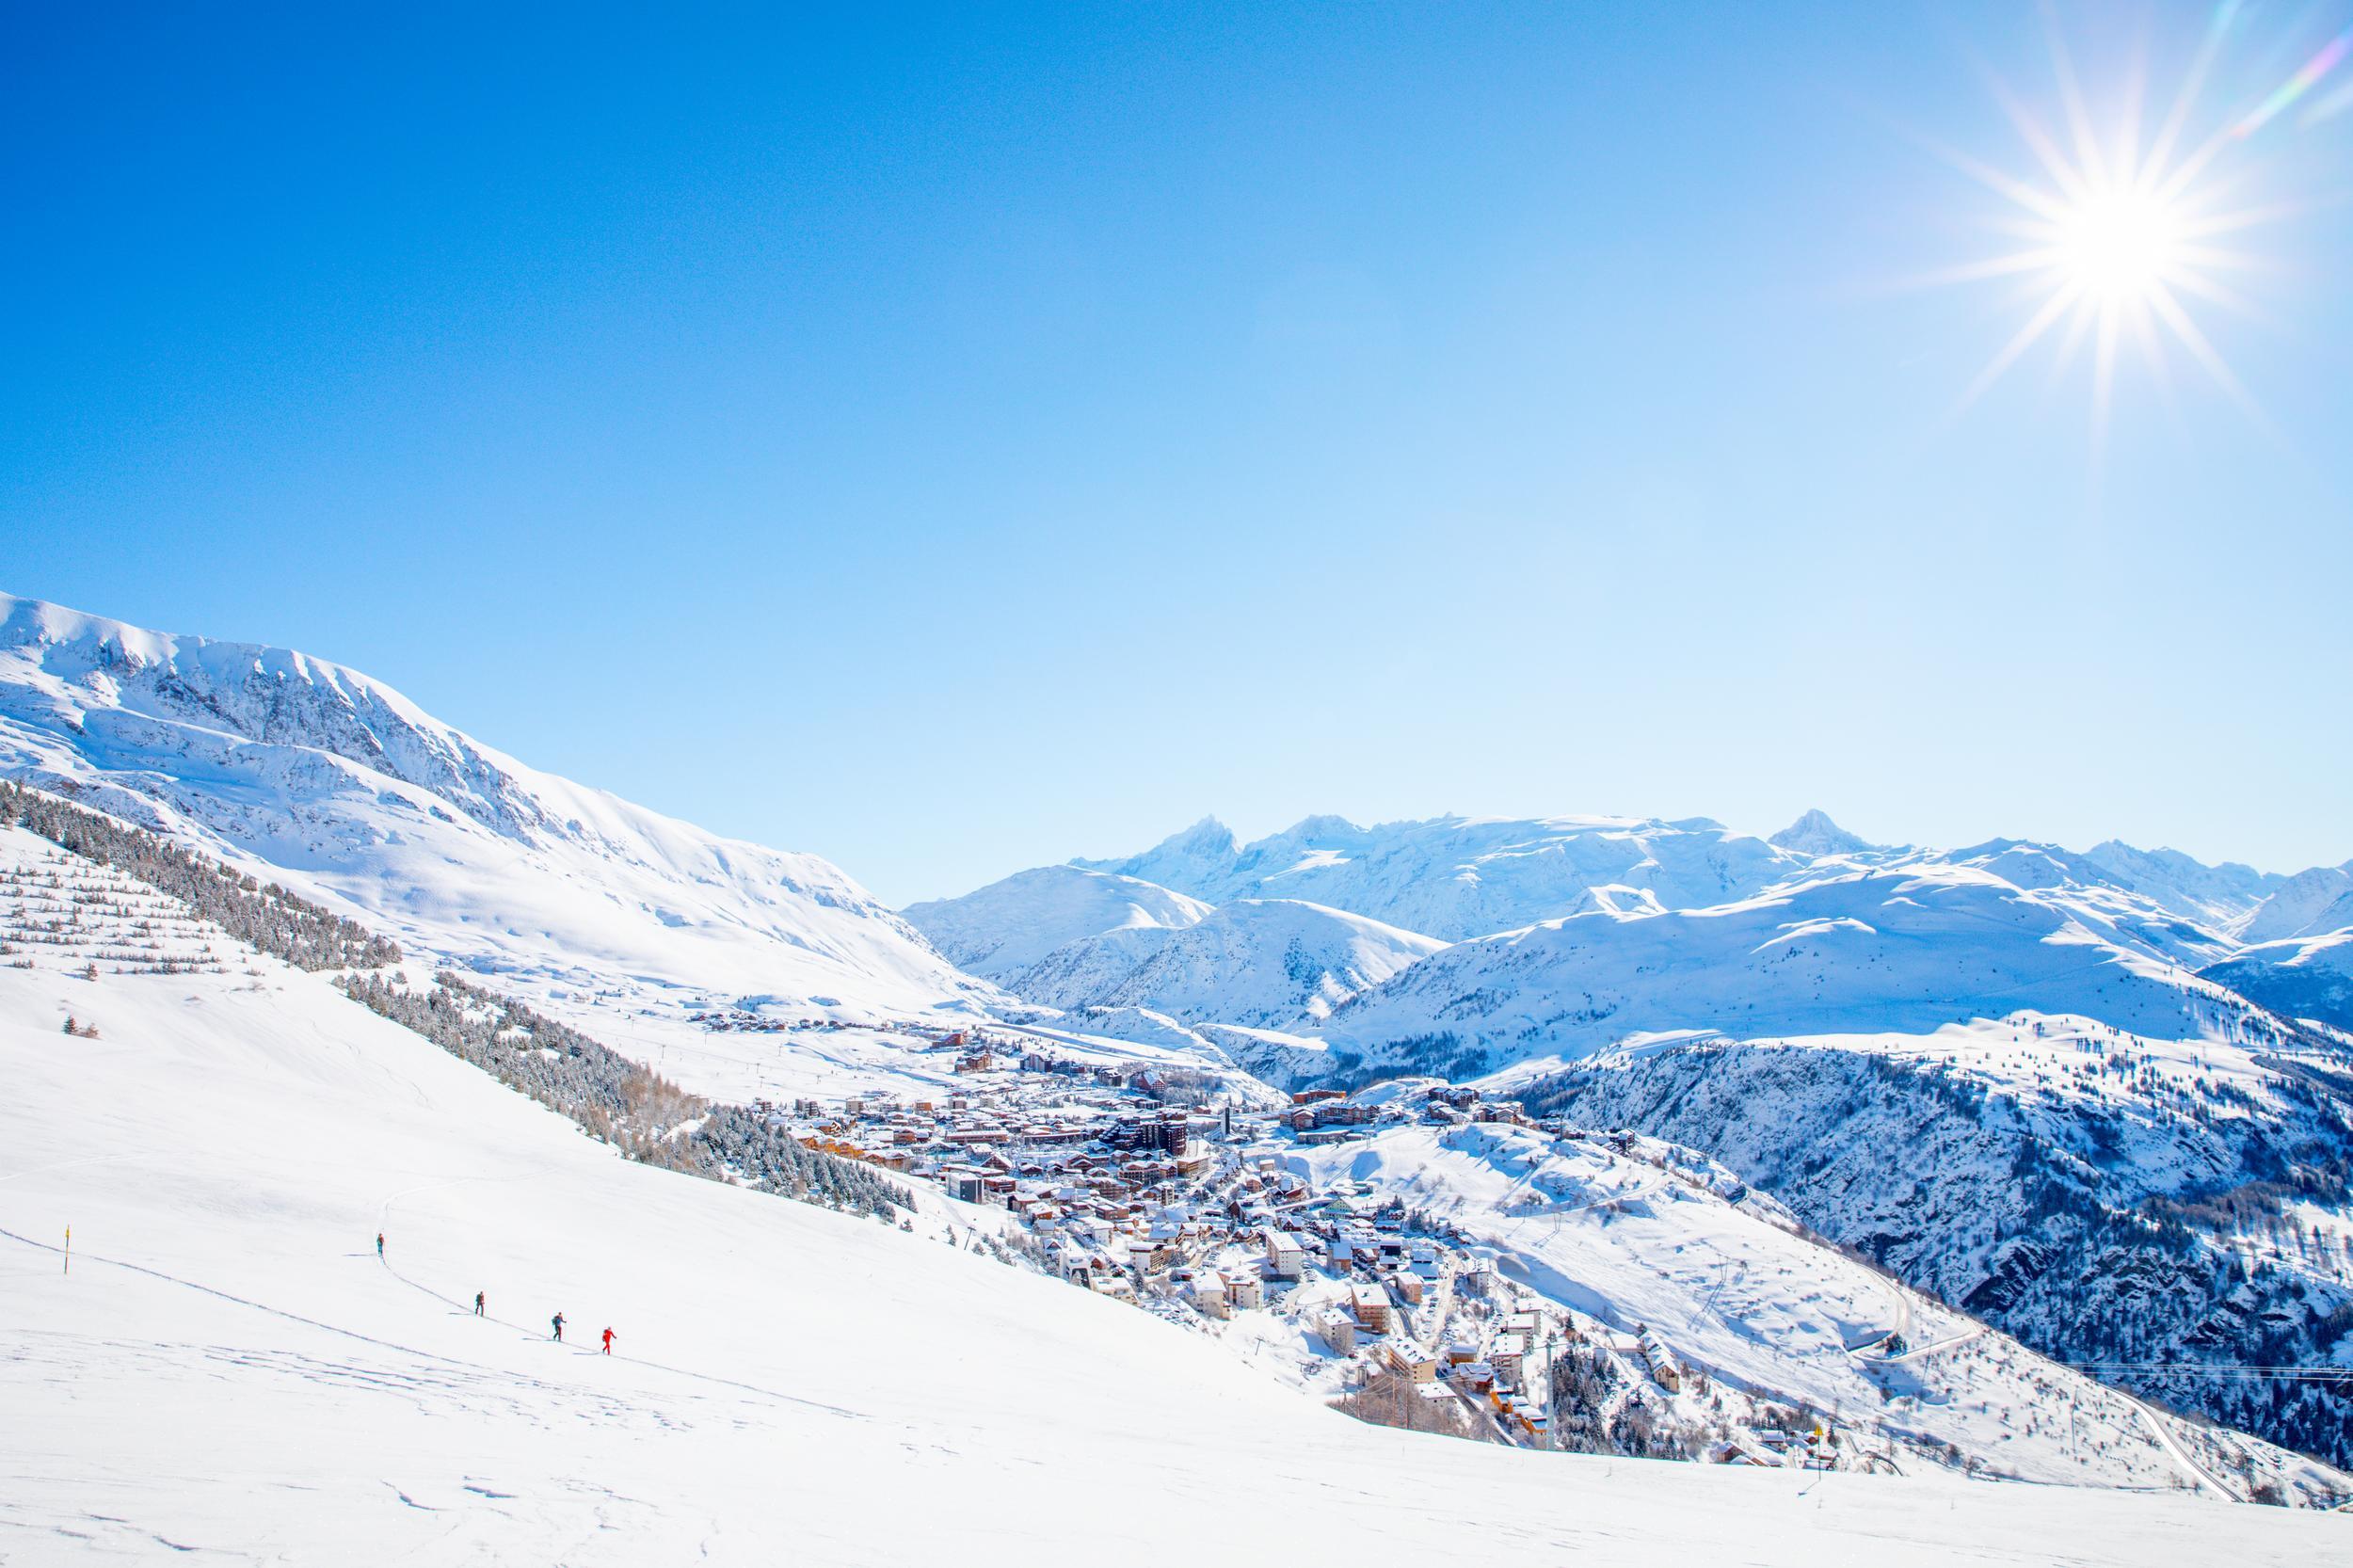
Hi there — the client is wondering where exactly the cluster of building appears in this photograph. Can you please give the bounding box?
[778,1058,1625,1447]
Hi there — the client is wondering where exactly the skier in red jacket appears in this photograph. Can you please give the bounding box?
[600,1326,615,1355]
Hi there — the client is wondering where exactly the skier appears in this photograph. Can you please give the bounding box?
[600,1326,615,1356]
[473,1290,486,1317]
[376,1232,384,1259]
[552,1312,566,1342]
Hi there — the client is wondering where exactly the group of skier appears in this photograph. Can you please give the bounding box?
[547,1312,615,1353]
[376,1235,613,1357]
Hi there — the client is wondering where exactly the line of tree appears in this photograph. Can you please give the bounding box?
[0,779,399,969]
[339,970,914,1220]
[5,777,911,1223]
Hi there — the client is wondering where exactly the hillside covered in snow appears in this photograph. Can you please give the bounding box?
[999,897,1444,1031]
[1517,1016,2353,1469]
[1309,863,2264,1082]
[0,593,1004,1088]
[903,863,1212,981]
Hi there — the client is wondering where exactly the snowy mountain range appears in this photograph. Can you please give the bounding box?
[1074,812,1817,941]
[1517,1015,2353,1468]
[912,808,2353,1473]
[5,588,2351,1513]
[917,808,2353,1050]
[1309,862,2264,1084]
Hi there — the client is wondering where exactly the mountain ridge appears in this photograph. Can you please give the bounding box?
[0,591,1000,1054]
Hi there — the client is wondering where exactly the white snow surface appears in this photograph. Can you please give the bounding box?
[11,897,2340,1560]
[2201,927,2353,1032]
[1007,897,1446,1029]
[1316,864,2256,1076]
[902,863,1210,980]
[2242,862,2353,943]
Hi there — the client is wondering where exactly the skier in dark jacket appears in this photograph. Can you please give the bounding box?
[473,1290,486,1316]
[552,1312,566,1342]
[376,1233,384,1258]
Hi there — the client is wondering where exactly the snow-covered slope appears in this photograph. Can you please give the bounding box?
[2202,929,2353,1033]
[1295,1112,2343,1498]
[2243,863,2353,944]
[0,593,1000,1060]
[1913,840,2244,962]
[1519,1017,2353,1469]
[2076,840,2285,934]
[12,854,2338,1559]
[1007,898,1445,1029]
[1313,865,2257,1082]
[902,863,1209,981]
[1079,813,1815,941]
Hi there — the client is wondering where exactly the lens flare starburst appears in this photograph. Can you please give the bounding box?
[1922,9,2346,448]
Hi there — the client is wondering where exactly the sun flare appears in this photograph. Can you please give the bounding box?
[2051,183,2186,306]
[1919,13,2345,442]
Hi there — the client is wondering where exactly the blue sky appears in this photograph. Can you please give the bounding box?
[7,3,2350,903]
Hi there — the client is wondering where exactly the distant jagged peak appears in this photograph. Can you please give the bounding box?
[1068,814,1244,890]
[1275,812,1369,842]
[1155,815,1241,856]
[1768,808,1878,859]
[1167,809,1242,847]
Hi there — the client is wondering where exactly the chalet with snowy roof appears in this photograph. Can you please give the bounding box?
[1449,1360,1496,1393]
[1384,1339,1437,1384]
[1639,1329,1682,1393]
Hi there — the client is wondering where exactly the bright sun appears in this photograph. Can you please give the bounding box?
[2051,184,2186,305]
[1921,12,2337,440]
